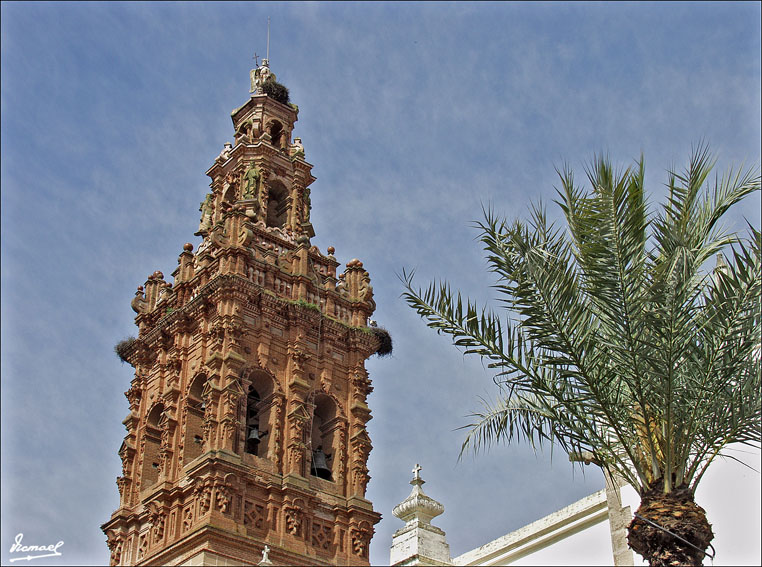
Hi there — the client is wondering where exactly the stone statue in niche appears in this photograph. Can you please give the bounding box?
[242,162,261,200]
[197,193,214,234]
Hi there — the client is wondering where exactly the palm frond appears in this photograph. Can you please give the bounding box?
[402,147,761,496]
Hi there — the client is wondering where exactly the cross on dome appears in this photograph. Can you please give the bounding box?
[392,463,445,527]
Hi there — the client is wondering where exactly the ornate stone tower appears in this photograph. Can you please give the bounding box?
[102,60,386,566]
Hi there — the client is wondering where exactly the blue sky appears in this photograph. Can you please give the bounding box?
[1,2,760,565]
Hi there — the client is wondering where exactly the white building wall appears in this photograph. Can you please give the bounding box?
[509,520,613,566]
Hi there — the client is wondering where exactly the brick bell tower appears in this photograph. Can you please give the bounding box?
[102,59,388,566]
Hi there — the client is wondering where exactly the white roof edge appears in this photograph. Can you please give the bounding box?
[453,490,609,566]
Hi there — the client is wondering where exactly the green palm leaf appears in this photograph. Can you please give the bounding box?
[401,147,761,498]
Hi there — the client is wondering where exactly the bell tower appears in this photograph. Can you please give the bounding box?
[102,59,387,566]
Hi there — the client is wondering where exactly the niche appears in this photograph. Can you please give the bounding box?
[140,403,164,489]
[310,394,338,481]
[244,371,275,459]
[268,120,284,148]
[183,374,206,464]
[266,181,289,229]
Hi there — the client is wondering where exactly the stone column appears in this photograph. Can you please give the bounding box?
[604,471,636,566]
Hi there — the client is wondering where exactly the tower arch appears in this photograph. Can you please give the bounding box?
[183,374,207,464]
[265,179,289,229]
[243,370,277,459]
[140,402,165,490]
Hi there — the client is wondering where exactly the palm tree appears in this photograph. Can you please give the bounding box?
[402,146,760,566]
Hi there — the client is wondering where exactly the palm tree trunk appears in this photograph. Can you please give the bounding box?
[627,479,713,566]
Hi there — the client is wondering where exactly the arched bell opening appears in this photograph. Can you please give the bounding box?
[266,181,289,229]
[310,394,338,481]
[222,182,236,206]
[268,120,284,148]
[183,374,206,464]
[140,403,164,489]
[244,371,275,459]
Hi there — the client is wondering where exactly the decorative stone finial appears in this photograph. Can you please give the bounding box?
[390,464,451,565]
[392,464,444,526]
[183,243,193,252]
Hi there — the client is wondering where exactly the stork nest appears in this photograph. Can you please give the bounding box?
[114,336,137,364]
[370,326,393,357]
[263,80,290,105]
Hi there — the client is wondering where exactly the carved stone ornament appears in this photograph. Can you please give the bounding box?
[291,347,308,374]
[350,523,372,557]
[244,501,268,531]
[214,479,232,514]
[182,506,194,532]
[195,477,214,515]
[221,418,237,441]
[311,521,333,551]
[137,533,148,560]
[106,532,123,566]
[149,508,167,544]
[198,193,215,235]
[131,286,150,314]
[116,476,129,499]
[284,502,303,536]
[125,385,142,412]
[337,429,347,482]
[217,141,232,163]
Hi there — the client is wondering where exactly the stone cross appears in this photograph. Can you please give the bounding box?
[412,463,422,480]
[258,544,272,565]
